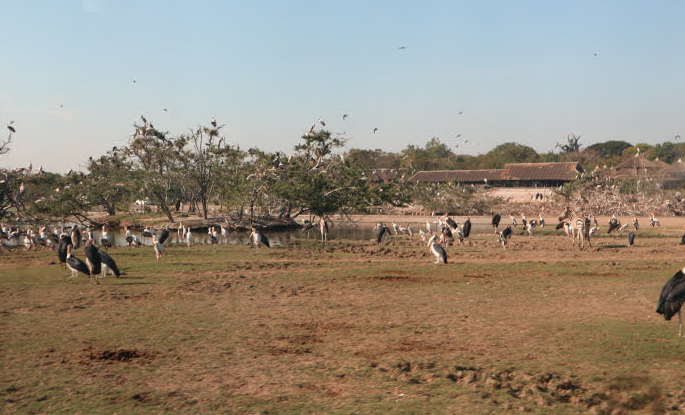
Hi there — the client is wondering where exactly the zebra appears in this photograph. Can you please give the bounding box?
[559,208,592,248]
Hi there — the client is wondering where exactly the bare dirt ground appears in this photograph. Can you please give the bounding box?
[2,217,685,414]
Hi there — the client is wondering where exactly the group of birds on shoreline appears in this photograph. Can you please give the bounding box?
[3,212,685,336]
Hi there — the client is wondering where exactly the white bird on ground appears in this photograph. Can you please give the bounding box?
[186,227,194,247]
[419,229,427,242]
[250,227,270,248]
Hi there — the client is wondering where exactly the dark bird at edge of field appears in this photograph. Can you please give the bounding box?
[491,213,501,230]
[555,222,566,230]
[463,218,472,238]
[99,250,121,278]
[656,268,685,337]
[375,223,390,243]
[84,240,102,277]
[628,231,635,246]
[680,233,685,245]
[158,227,170,245]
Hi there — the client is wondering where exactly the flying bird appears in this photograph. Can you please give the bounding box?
[6,124,16,133]
[131,77,137,83]
[163,108,168,112]
[593,52,601,57]
[396,46,407,50]
[342,114,349,120]
[373,127,378,134]
[656,268,685,337]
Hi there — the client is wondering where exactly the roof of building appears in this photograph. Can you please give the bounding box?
[502,162,581,181]
[409,162,582,183]
[615,156,660,171]
[409,169,504,183]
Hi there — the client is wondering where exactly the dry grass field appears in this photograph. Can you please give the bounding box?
[2,217,685,414]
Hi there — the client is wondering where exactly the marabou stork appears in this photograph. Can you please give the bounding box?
[317,117,326,127]
[392,221,399,235]
[445,216,458,230]
[66,245,90,278]
[491,213,501,232]
[250,227,270,248]
[555,222,566,231]
[99,250,121,278]
[373,127,378,134]
[633,217,639,230]
[427,235,447,264]
[84,241,102,278]
[463,218,472,239]
[656,268,685,337]
[425,220,433,233]
[375,223,390,243]
[441,226,453,244]
[499,226,513,248]
[607,217,621,234]
[510,215,518,227]
[628,231,635,246]
[57,234,72,266]
[158,227,170,245]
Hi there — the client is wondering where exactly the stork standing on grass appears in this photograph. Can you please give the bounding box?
[375,223,390,244]
[656,268,685,337]
[152,233,163,261]
[57,234,72,267]
[427,235,447,264]
[499,226,513,248]
[628,231,635,246]
[186,227,194,247]
[462,218,472,243]
[491,213,501,233]
[99,250,121,278]
[66,245,90,278]
[250,227,270,248]
[320,217,329,243]
[83,241,102,283]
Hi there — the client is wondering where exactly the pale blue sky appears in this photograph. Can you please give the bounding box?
[1,0,684,172]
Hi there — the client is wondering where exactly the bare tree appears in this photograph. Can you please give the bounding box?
[556,133,582,153]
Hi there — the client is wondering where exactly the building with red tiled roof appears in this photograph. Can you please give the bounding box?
[409,162,582,187]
